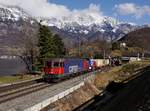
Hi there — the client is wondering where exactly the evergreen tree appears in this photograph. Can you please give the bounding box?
[38,24,66,60]
[53,34,66,57]
[112,42,120,50]
[38,25,54,59]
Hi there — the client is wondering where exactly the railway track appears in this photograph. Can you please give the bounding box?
[0,66,111,104]
[0,66,111,92]
[0,78,43,93]
[0,82,51,104]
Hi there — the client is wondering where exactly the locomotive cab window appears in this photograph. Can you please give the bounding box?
[47,62,52,67]
[53,62,60,67]
[60,62,64,67]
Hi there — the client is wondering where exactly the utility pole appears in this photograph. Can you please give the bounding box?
[103,50,106,65]
[78,36,81,57]
[138,53,140,60]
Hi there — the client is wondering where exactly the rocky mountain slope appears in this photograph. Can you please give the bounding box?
[0,5,37,54]
[0,4,143,54]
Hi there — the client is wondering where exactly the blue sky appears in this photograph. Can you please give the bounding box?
[1,0,150,25]
[49,0,150,25]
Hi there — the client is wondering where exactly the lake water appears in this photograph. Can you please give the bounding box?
[0,57,27,76]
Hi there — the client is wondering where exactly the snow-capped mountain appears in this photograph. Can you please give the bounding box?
[0,4,30,21]
[0,5,38,54]
[38,14,138,42]
[0,4,141,51]
[39,16,138,43]
[39,14,119,29]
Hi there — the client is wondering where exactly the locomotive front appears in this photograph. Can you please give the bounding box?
[43,58,65,82]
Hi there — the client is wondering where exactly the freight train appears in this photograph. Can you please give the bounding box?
[43,58,110,82]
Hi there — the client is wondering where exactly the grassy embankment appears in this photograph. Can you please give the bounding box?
[0,74,42,85]
[95,60,150,89]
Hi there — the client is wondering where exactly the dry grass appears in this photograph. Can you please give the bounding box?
[42,82,100,111]
[94,67,121,89]
[55,82,100,111]
[0,74,41,84]
[94,60,150,89]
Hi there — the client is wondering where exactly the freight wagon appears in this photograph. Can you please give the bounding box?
[93,59,110,67]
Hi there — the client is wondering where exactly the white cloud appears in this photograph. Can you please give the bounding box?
[0,0,103,20]
[115,3,150,18]
[70,4,104,24]
[0,0,71,18]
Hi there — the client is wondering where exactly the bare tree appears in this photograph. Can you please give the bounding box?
[18,21,39,73]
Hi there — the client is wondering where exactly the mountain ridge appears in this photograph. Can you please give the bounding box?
[0,4,147,52]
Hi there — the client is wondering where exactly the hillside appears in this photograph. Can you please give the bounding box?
[119,27,150,51]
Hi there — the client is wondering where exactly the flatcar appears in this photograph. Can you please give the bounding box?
[43,58,97,82]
